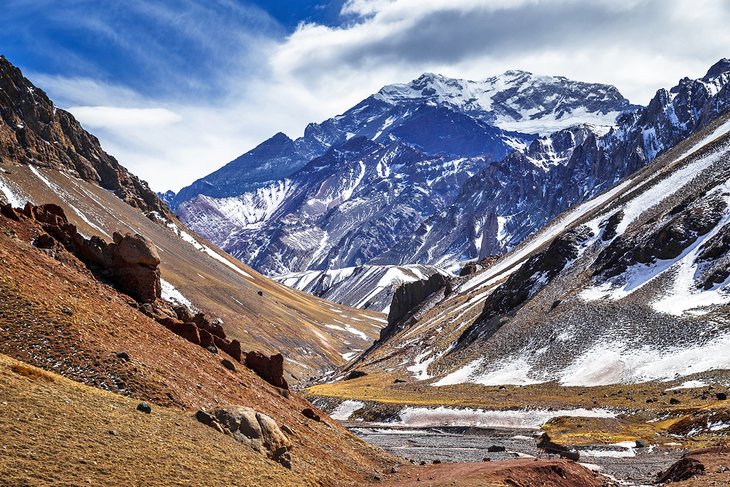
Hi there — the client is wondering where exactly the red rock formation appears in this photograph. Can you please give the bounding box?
[246,351,288,389]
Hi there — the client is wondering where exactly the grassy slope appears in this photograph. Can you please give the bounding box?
[0,163,384,378]
[0,353,308,486]
[0,215,398,485]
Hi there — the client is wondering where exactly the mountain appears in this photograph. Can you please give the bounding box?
[361,59,730,268]
[305,112,730,485]
[0,56,385,381]
[175,71,637,276]
[274,264,452,314]
[172,70,634,210]
[336,110,730,387]
[0,56,167,217]
[0,54,610,487]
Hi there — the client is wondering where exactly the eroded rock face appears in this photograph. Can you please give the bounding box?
[458,225,593,347]
[211,406,292,468]
[14,203,161,302]
[0,56,168,216]
[387,273,450,326]
[246,351,288,390]
[595,193,727,279]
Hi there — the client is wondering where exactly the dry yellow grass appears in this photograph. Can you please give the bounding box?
[0,353,316,487]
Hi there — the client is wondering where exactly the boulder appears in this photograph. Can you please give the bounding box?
[245,351,288,389]
[115,232,160,267]
[536,433,579,461]
[657,457,705,483]
[212,406,292,468]
[221,359,236,371]
[301,408,321,422]
[136,402,152,414]
[344,370,367,380]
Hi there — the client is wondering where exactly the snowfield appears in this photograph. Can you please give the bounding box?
[394,406,617,429]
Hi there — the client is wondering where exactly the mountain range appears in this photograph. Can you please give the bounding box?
[171,70,638,278]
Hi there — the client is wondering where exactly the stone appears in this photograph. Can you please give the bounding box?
[115,351,130,362]
[33,233,56,249]
[195,409,216,426]
[487,445,506,452]
[716,392,727,400]
[281,424,294,436]
[136,402,151,414]
[657,457,705,483]
[245,351,288,389]
[345,370,367,380]
[301,408,321,422]
[635,440,649,448]
[206,344,218,354]
[537,433,579,461]
[670,397,681,405]
[386,273,450,327]
[221,359,236,371]
[211,406,292,468]
[116,233,160,267]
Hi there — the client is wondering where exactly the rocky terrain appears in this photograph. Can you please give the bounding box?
[0,57,388,381]
[0,55,621,486]
[0,55,166,216]
[307,108,730,485]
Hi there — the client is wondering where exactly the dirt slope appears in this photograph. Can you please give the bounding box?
[0,211,398,485]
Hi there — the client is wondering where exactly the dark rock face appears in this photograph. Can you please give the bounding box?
[595,194,727,279]
[136,402,152,414]
[301,408,321,422]
[657,457,705,483]
[344,370,367,380]
[245,351,288,390]
[458,226,593,347]
[0,56,168,217]
[537,433,580,461]
[387,273,450,326]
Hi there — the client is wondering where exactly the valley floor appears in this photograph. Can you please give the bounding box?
[308,371,730,485]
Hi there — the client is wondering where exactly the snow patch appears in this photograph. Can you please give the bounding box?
[330,400,365,421]
[160,278,195,311]
[395,406,617,429]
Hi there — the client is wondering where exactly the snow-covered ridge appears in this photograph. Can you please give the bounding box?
[374,70,632,135]
[275,264,451,312]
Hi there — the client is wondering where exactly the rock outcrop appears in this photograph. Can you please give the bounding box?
[201,406,293,468]
[14,202,161,302]
[0,56,168,217]
[458,225,593,347]
[387,273,450,326]
[245,351,288,390]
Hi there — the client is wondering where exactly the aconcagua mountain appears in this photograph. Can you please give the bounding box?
[173,70,637,276]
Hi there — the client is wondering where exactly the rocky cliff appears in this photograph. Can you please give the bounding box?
[0,55,167,216]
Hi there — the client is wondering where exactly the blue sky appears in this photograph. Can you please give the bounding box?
[1,0,729,191]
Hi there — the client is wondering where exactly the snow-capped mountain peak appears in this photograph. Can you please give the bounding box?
[373,70,636,135]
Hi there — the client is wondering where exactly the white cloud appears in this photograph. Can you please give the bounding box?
[66,106,182,129]
[27,0,730,192]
